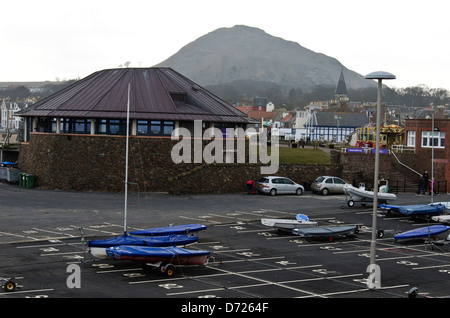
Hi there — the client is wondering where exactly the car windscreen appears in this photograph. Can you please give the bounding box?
[258,178,269,183]
[315,177,325,182]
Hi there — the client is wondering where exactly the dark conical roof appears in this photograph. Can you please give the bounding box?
[17,67,255,124]
[335,69,347,95]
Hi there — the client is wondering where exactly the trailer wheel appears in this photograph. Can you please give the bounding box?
[377,230,384,238]
[347,200,354,207]
[160,263,175,277]
[4,280,16,292]
[164,264,175,277]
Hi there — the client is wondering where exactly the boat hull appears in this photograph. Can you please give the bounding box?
[380,204,446,216]
[87,234,199,259]
[292,225,358,239]
[129,224,207,236]
[432,215,450,224]
[106,245,210,266]
[87,234,198,248]
[394,225,450,241]
[344,185,396,202]
[261,218,317,230]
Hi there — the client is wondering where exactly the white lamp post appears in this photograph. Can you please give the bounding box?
[364,71,395,289]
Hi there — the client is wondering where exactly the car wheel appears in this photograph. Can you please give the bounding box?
[270,189,277,196]
[296,188,303,195]
[322,188,329,195]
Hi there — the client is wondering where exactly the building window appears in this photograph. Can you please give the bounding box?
[136,120,174,136]
[95,119,128,135]
[58,118,91,134]
[407,131,415,147]
[421,131,445,148]
[74,118,91,134]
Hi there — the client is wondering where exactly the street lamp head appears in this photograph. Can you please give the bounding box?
[365,71,396,80]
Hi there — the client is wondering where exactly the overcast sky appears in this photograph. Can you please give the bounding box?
[2,0,449,91]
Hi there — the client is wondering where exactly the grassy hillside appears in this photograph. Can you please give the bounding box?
[269,146,330,164]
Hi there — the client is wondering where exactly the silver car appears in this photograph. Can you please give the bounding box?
[256,176,304,196]
[311,176,347,195]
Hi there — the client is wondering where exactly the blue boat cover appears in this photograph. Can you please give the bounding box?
[296,214,310,222]
[87,234,198,247]
[106,245,210,259]
[394,225,450,240]
[398,204,446,215]
[129,224,207,236]
[380,204,446,216]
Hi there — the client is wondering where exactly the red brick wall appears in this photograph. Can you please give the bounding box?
[404,119,450,191]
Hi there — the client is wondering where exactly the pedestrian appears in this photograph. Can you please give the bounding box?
[246,180,256,194]
[423,171,429,193]
[429,178,437,195]
[418,176,426,194]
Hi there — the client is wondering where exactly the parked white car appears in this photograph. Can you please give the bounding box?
[256,176,304,196]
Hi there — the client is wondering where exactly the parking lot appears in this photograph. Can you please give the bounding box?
[0,181,449,301]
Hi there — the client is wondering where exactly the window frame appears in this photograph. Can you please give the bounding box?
[421,131,445,149]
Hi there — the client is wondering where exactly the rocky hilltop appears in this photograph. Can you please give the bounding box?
[155,25,374,92]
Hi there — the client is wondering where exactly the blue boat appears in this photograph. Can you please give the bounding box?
[394,225,450,241]
[106,245,211,276]
[87,234,199,259]
[87,233,198,248]
[379,203,446,216]
[129,224,207,236]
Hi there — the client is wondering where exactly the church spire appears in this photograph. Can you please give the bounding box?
[335,69,347,96]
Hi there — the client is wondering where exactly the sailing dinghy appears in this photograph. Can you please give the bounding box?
[261,214,318,231]
[394,225,450,242]
[292,225,359,242]
[379,203,446,217]
[106,245,211,276]
[87,234,199,259]
[129,224,207,236]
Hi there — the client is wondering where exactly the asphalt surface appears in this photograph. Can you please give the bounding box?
[0,181,449,304]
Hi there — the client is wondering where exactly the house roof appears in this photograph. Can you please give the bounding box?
[244,110,275,120]
[311,112,368,127]
[17,67,256,124]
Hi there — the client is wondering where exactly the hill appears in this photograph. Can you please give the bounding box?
[155,25,375,94]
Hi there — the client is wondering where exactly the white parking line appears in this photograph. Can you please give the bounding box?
[0,231,39,241]
[32,228,77,237]
[0,288,54,296]
[412,264,450,270]
[170,266,327,298]
[178,215,222,224]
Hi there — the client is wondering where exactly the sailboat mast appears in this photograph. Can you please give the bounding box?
[124,83,130,234]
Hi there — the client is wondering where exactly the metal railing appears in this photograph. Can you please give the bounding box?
[391,151,421,177]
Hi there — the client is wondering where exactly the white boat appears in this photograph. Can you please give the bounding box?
[432,215,450,224]
[343,183,396,207]
[430,202,450,209]
[261,214,318,230]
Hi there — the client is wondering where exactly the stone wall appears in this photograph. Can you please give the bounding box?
[335,150,392,190]
[18,133,342,194]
